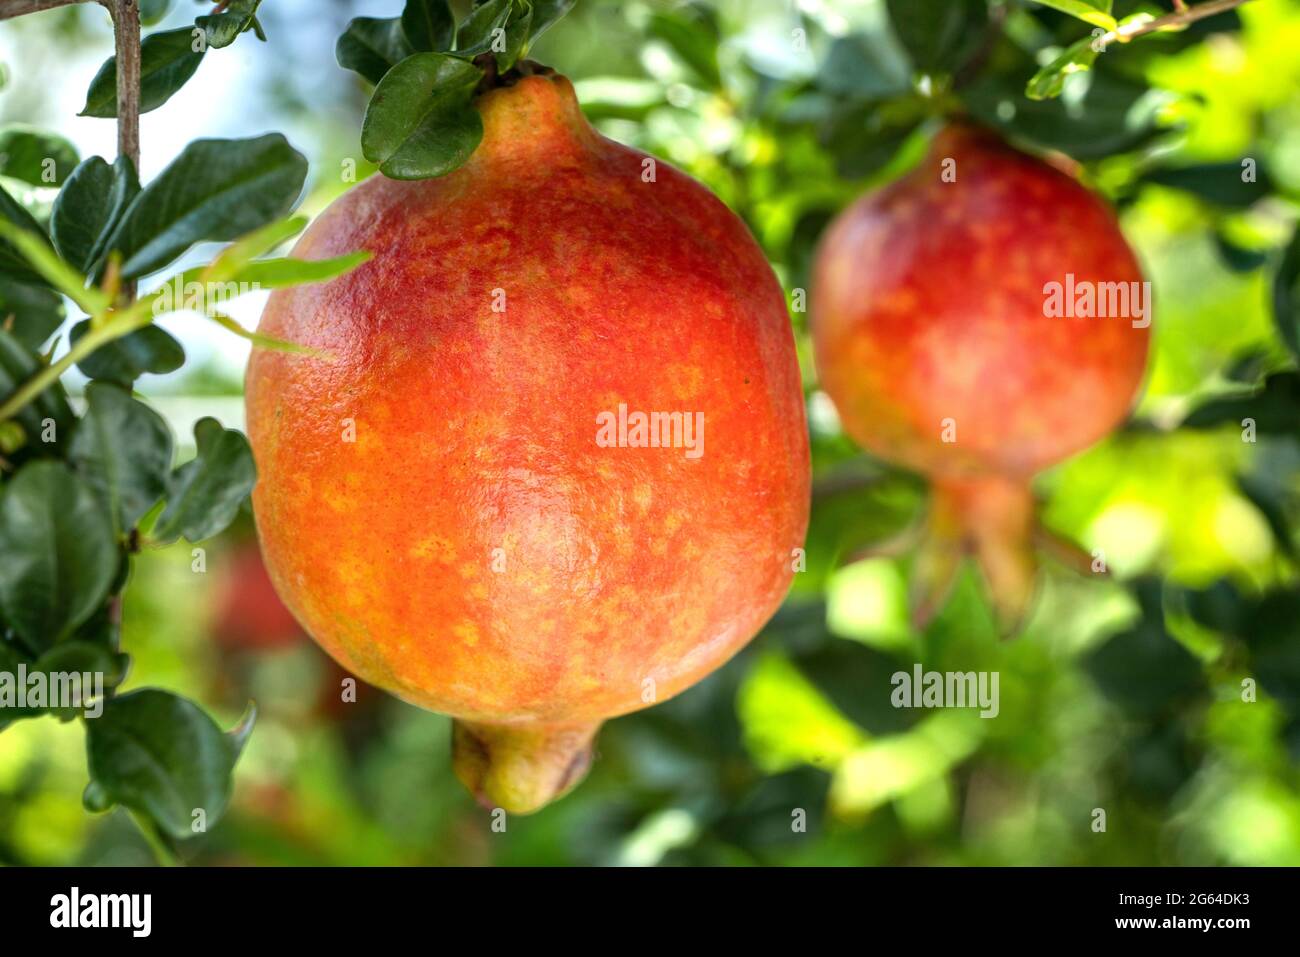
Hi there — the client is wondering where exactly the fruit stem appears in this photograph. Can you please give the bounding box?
[924,474,1039,635]
[452,718,600,815]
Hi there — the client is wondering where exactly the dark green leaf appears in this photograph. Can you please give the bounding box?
[0,125,80,187]
[154,417,256,544]
[0,327,75,455]
[197,0,263,49]
[818,33,912,99]
[81,27,206,118]
[886,0,988,76]
[51,155,140,275]
[361,53,484,180]
[494,0,532,73]
[85,689,243,839]
[1083,581,1206,718]
[336,17,415,86]
[0,277,64,350]
[0,461,118,650]
[139,0,172,26]
[455,0,512,57]
[529,0,575,46]
[1181,372,1300,435]
[648,2,721,88]
[1143,161,1275,208]
[33,640,130,718]
[70,320,185,385]
[401,0,455,52]
[0,181,51,284]
[1272,229,1300,361]
[102,134,308,278]
[70,382,175,535]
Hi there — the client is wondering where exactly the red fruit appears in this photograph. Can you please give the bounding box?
[211,544,304,652]
[811,123,1149,629]
[246,73,809,813]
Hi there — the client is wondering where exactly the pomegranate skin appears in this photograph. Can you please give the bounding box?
[245,75,809,807]
[811,123,1150,480]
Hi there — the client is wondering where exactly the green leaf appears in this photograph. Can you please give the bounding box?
[139,0,173,26]
[455,0,512,56]
[0,125,80,187]
[154,417,256,544]
[0,277,64,350]
[70,320,185,386]
[1142,161,1275,208]
[70,382,175,536]
[818,33,913,99]
[0,181,51,285]
[361,53,484,180]
[231,251,372,289]
[1083,581,1205,718]
[50,155,140,275]
[85,689,245,839]
[401,0,455,52]
[1029,0,1117,30]
[1181,372,1300,435]
[81,27,206,118]
[1275,231,1300,362]
[0,327,75,455]
[647,2,721,87]
[102,134,308,279]
[32,641,130,719]
[0,461,118,650]
[197,0,263,49]
[336,17,415,86]
[494,0,533,73]
[886,0,988,76]
[1027,36,1100,100]
[528,0,575,46]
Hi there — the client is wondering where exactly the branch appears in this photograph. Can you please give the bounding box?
[102,0,141,170]
[0,0,88,20]
[1095,0,1257,51]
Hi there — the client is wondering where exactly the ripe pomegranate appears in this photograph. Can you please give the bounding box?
[811,123,1149,630]
[246,73,809,813]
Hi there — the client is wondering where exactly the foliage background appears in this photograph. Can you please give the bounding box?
[2,0,1300,865]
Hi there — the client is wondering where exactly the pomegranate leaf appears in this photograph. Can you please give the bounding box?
[0,461,118,651]
[85,689,244,840]
[361,53,484,180]
[101,134,307,279]
[0,328,75,455]
[80,27,206,119]
[153,417,256,545]
[401,0,455,53]
[69,382,175,537]
[0,125,79,187]
[0,277,64,351]
[69,320,185,386]
[454,0,512,57]
[885,0,987,76]
[51,155,140,275]
[196,0,263,50]
[337,17,416,85]
[1028,0,1117,31]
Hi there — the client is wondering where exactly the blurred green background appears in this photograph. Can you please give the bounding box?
[3,0,1300,865]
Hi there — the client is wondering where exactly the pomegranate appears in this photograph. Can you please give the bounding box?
[811,123,1149,630]
[246,73,809,813]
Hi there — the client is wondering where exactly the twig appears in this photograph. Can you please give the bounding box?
[101,0,141,170]
[1094,0,1256,51]
[0,0,87,20]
